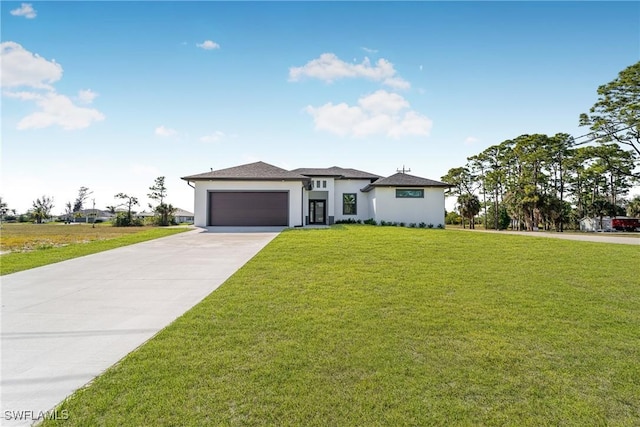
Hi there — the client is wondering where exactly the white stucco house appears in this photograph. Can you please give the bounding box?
[181,161,451,228]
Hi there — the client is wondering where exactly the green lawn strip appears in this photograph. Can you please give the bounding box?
[0,227,190,275]
[44,226,639,426]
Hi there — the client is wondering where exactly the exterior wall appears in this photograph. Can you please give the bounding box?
[333,179,372,222]
[303,178,335,224]
[580,217,613,232]
[176,215,194,224]
[370,187,445,226]
[193,180,304,227]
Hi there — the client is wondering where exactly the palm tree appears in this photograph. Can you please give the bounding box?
[627,196,640,218]
[32,196,54,224]
[458,193,481,229]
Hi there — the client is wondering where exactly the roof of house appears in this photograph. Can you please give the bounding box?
[182,161,309,181]
[361,172,452,192]
[174,208,194,217]
[291,166,381,180]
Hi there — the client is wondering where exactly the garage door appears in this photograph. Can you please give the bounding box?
[208,191,289,226]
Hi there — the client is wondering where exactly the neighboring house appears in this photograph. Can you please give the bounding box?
[182,161,451,228]
[137,208,193,224]
[174,208,194,224]
[580,216,640,232]
[63,209,115,223]
[580,217,612,232]
[136,211,155,220]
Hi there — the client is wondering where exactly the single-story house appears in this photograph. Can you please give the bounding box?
[136,210,156,219]
[61,209,115,223]
[182,161,451,228]
[580,216,613,232]
[174,208,194,224]
[137,208,194,224]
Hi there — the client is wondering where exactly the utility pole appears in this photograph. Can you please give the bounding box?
[91,198,96,228]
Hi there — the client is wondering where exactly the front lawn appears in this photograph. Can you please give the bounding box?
[45,226,639,425]
[0,223,190,275]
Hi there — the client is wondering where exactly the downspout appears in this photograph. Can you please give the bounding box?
[186,180,196,225]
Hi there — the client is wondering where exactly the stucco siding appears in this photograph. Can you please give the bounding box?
[334,179,372,221]
[193,180,304,227]
[370,187,445,225]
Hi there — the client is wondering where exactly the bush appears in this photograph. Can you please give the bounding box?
[363,218,377,226]
[335,218,360,225]
[485,204,510,230]
[445,211,462,225]
[437,223,444,229]
[409,223,417,228]
[418,222,427,228]
[427,223,434,229]
[114,212,143,227]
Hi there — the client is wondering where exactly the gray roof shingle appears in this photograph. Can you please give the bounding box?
[182,161,308,181]
[361,172,452,192]
[291,166,381,180]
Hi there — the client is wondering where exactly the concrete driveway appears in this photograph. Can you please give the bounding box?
[1,228,280,426]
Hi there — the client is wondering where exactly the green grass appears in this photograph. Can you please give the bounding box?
[44,226,639,426]
[0,226,190,275]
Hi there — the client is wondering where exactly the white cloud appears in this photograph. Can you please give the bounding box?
[1,42,104,131]
[15,92,105,130]
[357,90,409,115]
[305,90,432,138]
[304,103,367,137]
[362,47,378,54]
[0,42,62,89]
[289,53,410,89]
[464,136,479,144]
[10,3,36,19]
[77,89,98,104]
[3,90,41,101]
[155,125,177,137]
[200,131,226,142]
[196,40,220,50]
[383,76,411,90]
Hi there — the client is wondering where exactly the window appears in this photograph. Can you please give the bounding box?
[322,180,327,188]
[396,189,424,198]
[316,180,321,188]
[343,193,357,215]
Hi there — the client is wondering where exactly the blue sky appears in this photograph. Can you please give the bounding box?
[2,1,639,214]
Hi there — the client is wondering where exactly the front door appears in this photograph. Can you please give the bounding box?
[309,200,326,224]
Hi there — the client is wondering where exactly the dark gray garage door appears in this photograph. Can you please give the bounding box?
[208,191,289,226]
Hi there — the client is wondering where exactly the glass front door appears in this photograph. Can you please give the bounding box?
[309,200,326,224]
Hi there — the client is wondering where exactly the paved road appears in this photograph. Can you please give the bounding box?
[1,228,280,426]
[458,228,639,245]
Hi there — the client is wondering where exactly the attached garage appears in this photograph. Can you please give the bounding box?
[208,191,289,226]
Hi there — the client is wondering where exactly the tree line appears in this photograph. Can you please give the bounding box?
[443,61,640,231]
[1,176,177,227]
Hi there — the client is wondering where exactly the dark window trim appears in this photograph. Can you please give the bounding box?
[396,189,424,198]
[343,193,357,215]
